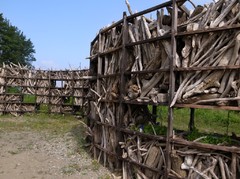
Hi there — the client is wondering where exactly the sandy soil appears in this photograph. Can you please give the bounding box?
[0,130,112,179]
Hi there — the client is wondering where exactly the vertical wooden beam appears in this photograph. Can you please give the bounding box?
[97,33,103,96]
[71,71,74,114]
[231,153,237,179]
[152,105,157,123]
[119,12,128,126]
[34,69,37,113]
[94,31,103,160]
[165,0,178,178]
[3,66,7,115]
[189,108,195,131]
[115,12,128,169]
[48,70,51,114]
[120,12,128,103]
[20,68,23,115]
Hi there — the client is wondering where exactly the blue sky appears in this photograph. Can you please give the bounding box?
[0,0,210,70]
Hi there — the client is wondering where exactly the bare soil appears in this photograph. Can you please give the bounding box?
[0,118,112,179]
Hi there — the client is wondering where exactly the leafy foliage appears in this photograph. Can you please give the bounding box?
[0,13,35,67]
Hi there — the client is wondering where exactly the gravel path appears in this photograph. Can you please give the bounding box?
[0,130,112,179]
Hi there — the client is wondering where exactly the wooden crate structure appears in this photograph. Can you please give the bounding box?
[0,64,90,116]
[87,0,240,178]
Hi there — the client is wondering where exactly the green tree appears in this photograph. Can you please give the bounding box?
[0,13,36,67]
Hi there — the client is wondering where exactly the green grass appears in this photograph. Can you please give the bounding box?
[23,94,36,103]
[6,86,21,93]
[0,113,82,136]
[64,96,73,105]
[153,106,240,135]
[38,104,49,113]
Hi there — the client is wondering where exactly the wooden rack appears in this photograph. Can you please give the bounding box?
[88,0,240,178]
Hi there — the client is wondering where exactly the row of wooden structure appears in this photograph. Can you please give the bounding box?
[1,0,240,178]
[87,0,240,178]
[0,63,89,116]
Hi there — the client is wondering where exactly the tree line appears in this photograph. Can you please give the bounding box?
[0,13,35,68]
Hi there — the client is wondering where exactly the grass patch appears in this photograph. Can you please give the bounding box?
[0,113,80,136]
[61,163,81,175]
[6,86,21,93]
[91,160,101,171]
[70,120,88,153]
[23,94,36,103]
[63,96,73,105]
[153,106,240,135]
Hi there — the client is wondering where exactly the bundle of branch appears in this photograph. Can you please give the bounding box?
[22,87,35,95]
[22,69,36,95]
[0,104,4,115]
[36,96,48,104]
[63,71,73,80]
[89,26,122,100]
[0,86,5,94]
[36,71,50,104]
[50,89,62,104]
[4,63,25,86]
[50,105,61,113]
[5,103,21,117]
[61,105,72,113]
[172,0,240,106]
[0,95,4,102]
[22,104,35,112]
[170,149,240,179]
[0,67,6,86]
[35,70,49,80]
[5,95,22,102]
[123,9,174,103]
[73,90,83,106]
[98,27,122,99]
[90,25,123,60]
[120,139,166,178]
[91,101,120,170]
[104,77,119,100]
[73,71,90,106]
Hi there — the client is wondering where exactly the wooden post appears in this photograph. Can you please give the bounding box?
[48,71,51,114]
[117,11,128,168]
[71,71,74,114]
[165,0,178,178]
[189,108,195,131]
[231,153,237,179]
[120,12,128,101]
[94,32,103,161]
[152,105,157,123]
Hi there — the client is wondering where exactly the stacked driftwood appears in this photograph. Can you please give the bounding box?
[120,138,166,178]
[88,0,240,178]
[90,0,240,107]
[36,70,49,104]
[0,63,89,116]
[172,0,240,107]
[171,147,240,179]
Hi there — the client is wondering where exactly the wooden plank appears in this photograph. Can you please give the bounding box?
[165,0,178,177]
[175,104,240,111]
[172,138,240,154]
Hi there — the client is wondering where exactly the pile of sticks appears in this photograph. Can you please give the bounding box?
[36,70,50,104]
[90,0,240,107]
[89,101,120,169]
[171,148,240,179]
[120,139,166,179]
[0,63,89,115]
[172,0,240,107]
[88,0,240,178]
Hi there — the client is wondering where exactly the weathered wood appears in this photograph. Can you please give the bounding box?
[88,0,240,178]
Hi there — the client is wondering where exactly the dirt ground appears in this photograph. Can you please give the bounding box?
[0,118,113,179]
